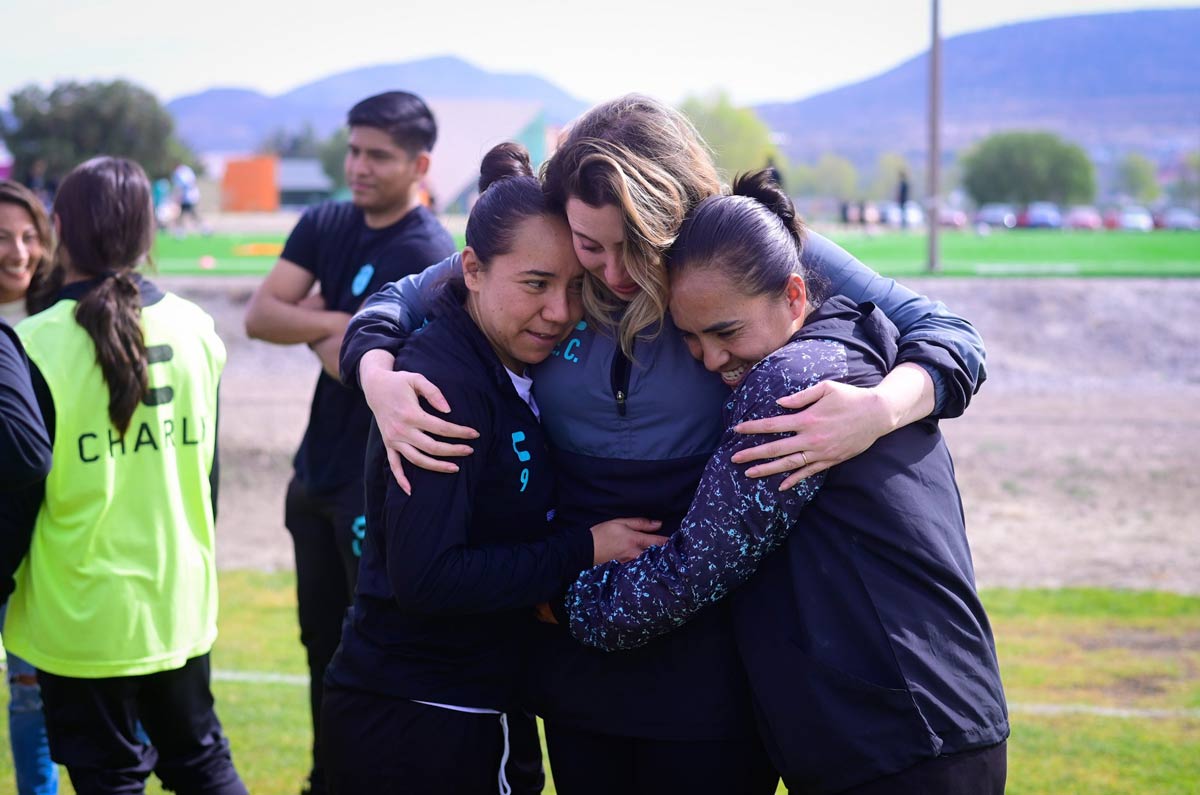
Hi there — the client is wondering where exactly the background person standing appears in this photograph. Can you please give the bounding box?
[243,90,455,795]
[4,155,245,795]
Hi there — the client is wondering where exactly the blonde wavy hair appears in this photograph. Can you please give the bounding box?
[542,95,722,356]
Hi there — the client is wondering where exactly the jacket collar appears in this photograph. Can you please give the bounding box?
[426,279,521,394]
[57,272,166,308]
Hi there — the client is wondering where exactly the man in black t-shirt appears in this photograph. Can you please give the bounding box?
[244,91,455,795]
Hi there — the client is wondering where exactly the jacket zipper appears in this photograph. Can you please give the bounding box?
[610,346,632,417]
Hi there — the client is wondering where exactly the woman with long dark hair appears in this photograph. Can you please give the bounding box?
[3,157,247,795]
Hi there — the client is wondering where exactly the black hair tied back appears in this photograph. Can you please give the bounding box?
[478,142,534,193]
[731,169,805,250]
[465,143,547,265]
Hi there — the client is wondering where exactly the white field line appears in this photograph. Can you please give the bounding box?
[210,669,1200,720]
[1007,702,1200,720]
[214,668,308,686]
[973,262,1082,275]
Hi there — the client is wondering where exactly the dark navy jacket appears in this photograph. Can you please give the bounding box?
[566,298,1009,791]
[0,320,51,491]
[324,283,594,712]
[0,320,52,602]
[339,232,989,740]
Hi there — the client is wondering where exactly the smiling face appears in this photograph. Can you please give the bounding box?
[464,214,585,372]
[0,202,44,304]
[344,126,426,221]
[669,266,808,389]
[564,197,642,301]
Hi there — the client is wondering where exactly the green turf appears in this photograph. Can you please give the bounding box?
[833,229,1200,277]
[2,577,1196,793]
[151,229,1200,278]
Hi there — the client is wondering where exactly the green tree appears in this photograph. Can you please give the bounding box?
[785,162,816,196]
[680,92,781,178]
[319,128,349,190]
[811,154,858,200]
[866,152,913,201]
[961,131,1095,205]
[2,80,195,180]
[1116,153,1161,203]
[1168,150,1200,207]
[259,123,323,159]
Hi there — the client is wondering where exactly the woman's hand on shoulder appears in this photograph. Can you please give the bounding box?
[359,350,480,495]
[731,379,896,490]
[589,518,665,565]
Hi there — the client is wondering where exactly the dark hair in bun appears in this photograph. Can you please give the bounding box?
[666,168,809,298]
[466,143,549,265]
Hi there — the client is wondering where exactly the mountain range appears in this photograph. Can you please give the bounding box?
[167,56,587,152]
[756,8,1200,168]
[168,9,1200,164]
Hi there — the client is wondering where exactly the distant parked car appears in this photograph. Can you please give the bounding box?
[1064,206,1103,230]
[1118,206,1154,231]
[976,203,1017,228]
[1162,207,1200,231]
[1020,202,1063,229]
[938,207,968,228]
[880,200,925,228]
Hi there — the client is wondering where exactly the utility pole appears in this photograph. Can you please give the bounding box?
[928,0,942,272]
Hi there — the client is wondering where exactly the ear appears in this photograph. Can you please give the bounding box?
[785,273,807,320]
[412,151,431,178]
[461,247,483,292]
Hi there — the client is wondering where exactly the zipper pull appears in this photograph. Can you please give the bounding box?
[616,389,627,417]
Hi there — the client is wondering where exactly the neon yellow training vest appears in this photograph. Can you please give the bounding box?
[9,289,226,678]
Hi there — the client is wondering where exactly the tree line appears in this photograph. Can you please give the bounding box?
[3,80,1196,209]
[681,92,1197,208]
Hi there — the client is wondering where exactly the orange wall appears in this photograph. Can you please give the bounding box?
[222,156,279,212]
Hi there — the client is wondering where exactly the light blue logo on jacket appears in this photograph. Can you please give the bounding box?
[351,264,375,297]
[511,431,531,492]
[552,320,588,364]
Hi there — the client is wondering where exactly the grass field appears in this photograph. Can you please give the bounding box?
[2,574,1196,793]
[151,229,1200,279]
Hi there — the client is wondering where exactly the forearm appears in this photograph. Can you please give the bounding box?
[812,232,986,414]
[309,335,343,379]
[244,295,345,345]
[358,349,398,410]
[876,362,937,432]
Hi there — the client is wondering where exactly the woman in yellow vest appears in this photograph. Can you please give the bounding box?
[6,157,248,795]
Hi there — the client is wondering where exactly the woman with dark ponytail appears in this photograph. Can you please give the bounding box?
[5,157,247,795]
[319,143,663,794]
[564,169,1009,794]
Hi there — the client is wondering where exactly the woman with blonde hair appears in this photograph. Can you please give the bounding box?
[340,94,986,793]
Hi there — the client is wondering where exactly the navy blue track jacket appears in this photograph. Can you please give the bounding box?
[324,283,594,712]
[0,320,51,490]
[566,298,1009,791]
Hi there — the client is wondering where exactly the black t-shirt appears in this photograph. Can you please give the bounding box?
[282,202,455,494]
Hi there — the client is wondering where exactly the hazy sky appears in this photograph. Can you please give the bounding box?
[6,0,1197,106]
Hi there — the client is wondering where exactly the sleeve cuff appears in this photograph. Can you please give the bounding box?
[919,362,948,416]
